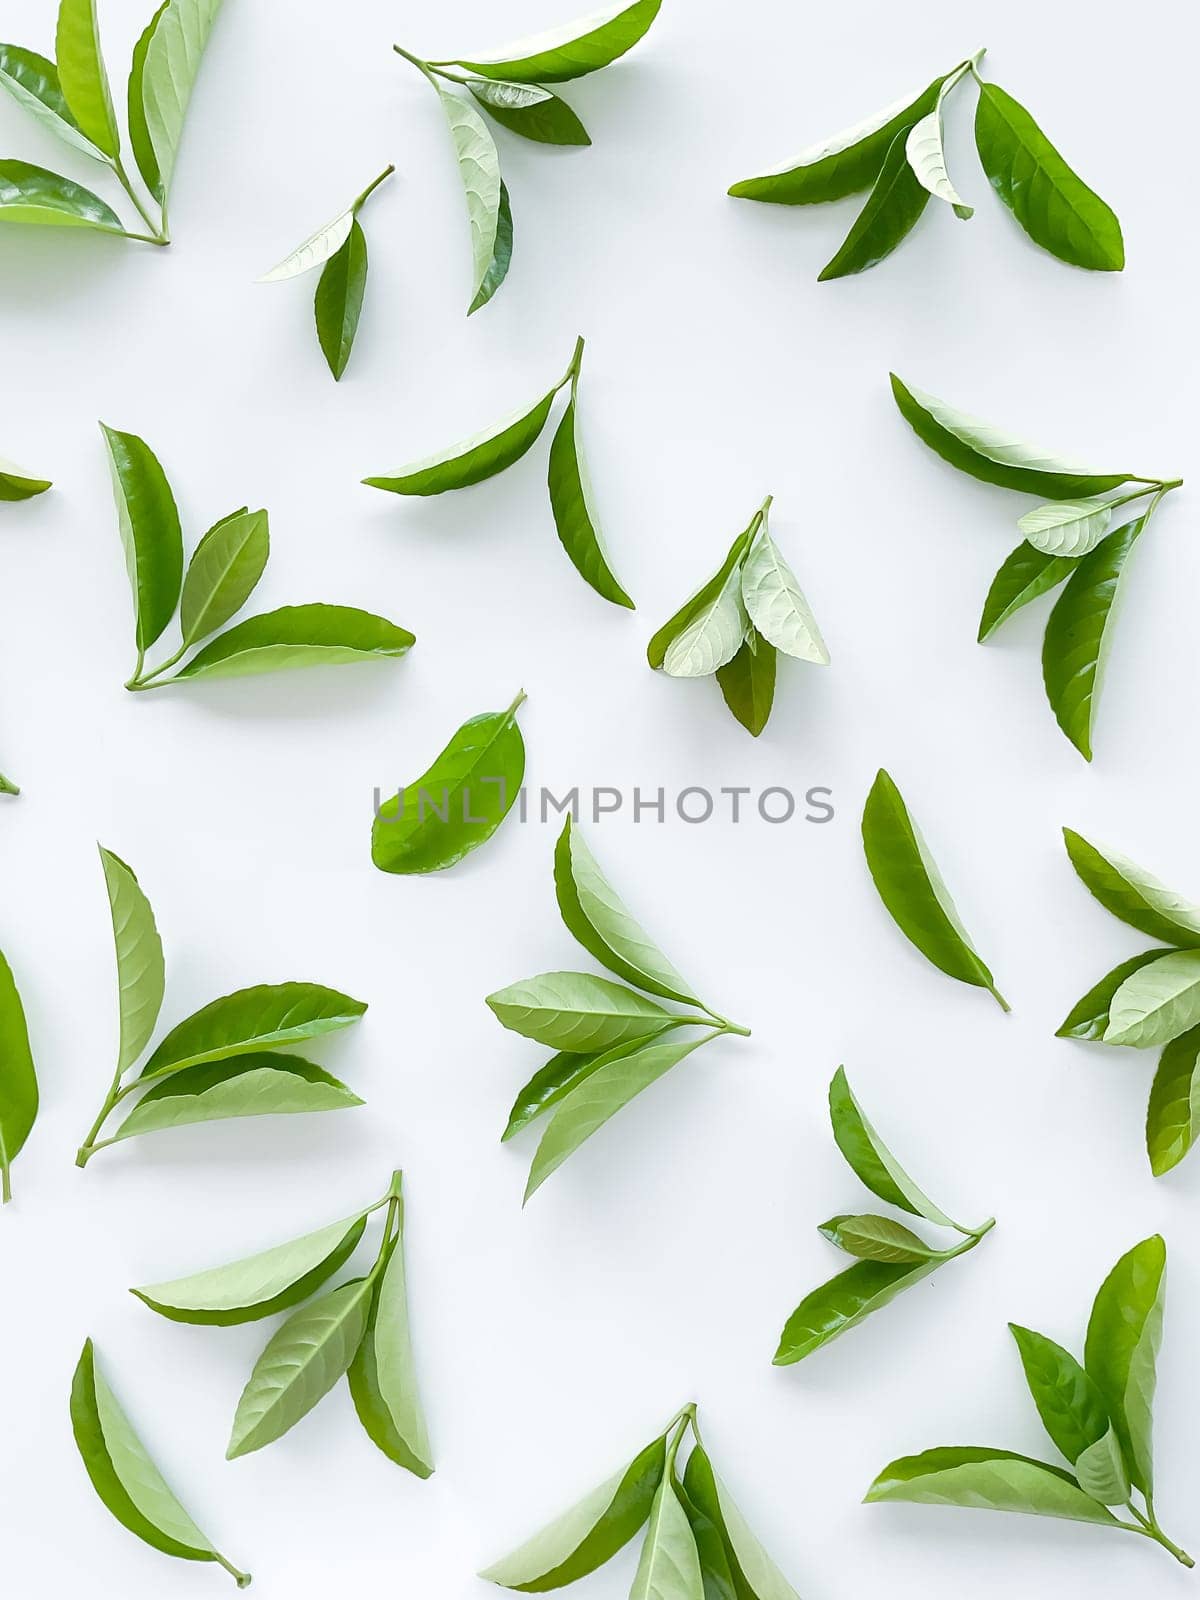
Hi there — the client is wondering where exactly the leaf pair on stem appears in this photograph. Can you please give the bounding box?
[732,49,1124,278]
[893,376,1182,760]
[869,1236,1193,1567]
[394,0,661,312]
[490,817,750,1200]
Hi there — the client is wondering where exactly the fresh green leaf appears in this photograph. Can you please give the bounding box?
[0,453,52,500]
[364,387,559,495]
[350,1199,432,1478]
[140,981,367,1078]
[1074,1426,1131,1507]
[1146,1027,1200,1176]
[861,768,1007,1007]
[54,0,119,157]
[1018,497,1115,558]
[1084,1235,1166,1494]
[71,1340,250,1585]
[128,3,168,202]
[0,158,124,233]
[974,82,1123,272]
[662,555,747,677]
[865,1446,1119,1525]
[139,0,224,200]
[315,218,367,379]
[890,374,1130,500]
[0,43,105,160]
[648,515,758,670]
[100,424,184,655]
[502,1051,601,1141]
[133,1211,368,1325]
[110,1055,362,1142]
[822,1214,943,1265]
[1008,1323,1111,1467]
[0,949,36,1204]
[486,971,676,1052]
[469,178,514,315]
[774,1258,941,1364]
[1042,515,1147,761]
[179,508,269,647]
[440,0,662,85]
[739,524,828,662]
[977,543,1074,641]
[172,603,415,680]
[373,694,526,875]
[547,394,633,607]
[674,1470,739,1600]
[1063,828,1200,947]
[1056,950,1174,1041]
[98,845,165,1075]
[818,128,930,280]
[468,78,590,145]
[828,1066,960,1227]
[227,1277,373,1458]
[905,98,972,218]
[630,1471,704,1600]
[715,630,776,737]
[259,207,355,283]
[1104,950,1200,1049]
[433,81,503,311]
[683,1446,800,1600]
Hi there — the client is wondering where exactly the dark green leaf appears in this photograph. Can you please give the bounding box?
[674,1469,739,1600]
[1008,1323,1110,1465]
[682,1445,800,1600]
[0,158,123,233]
[141,981,366,1078]
[0,949,36,1203]
[502,1050,601,1141]
[179,508,270,647]
[0,453,52,500]
[111,1054,362,1142]
[174,604,415,680]
[469,178,514,316]
[865,1446,1118,1524]
[0,42,104,160]
[1146,1027,1200,1176]
[440,0,661,85]
[773,1257,940,1364]
[1062,828,1200,947]
[127,4,168,201]
[818,128,930,280]
[547,393,634,607]
[364,386,558,495]
[468,79,590,145]
[1084,1235,1166,1494]
[1055,950,1174,1041]
[315,217,367,380]
[828,1065,960,1227]
[977,543,1074,641]
[716,630,776,736]
[100,424,183,655]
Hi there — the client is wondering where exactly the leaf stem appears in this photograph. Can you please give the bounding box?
[213,1550,253,1587]
[505,689,528,718]
[127,640,191,691]
[558,334,586,394]
[0,773,19,796]
[353,164,396,213]
[393,44,441,90]
[1,1158,11,1205]
[110,154,169,244]
[986,981,1011,1013]
[1123,1513,1194,1567]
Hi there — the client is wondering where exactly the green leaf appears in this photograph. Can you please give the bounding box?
[372,694,526,874]
[434,81,503,312]
[1056,950,1174,1041]
[818,128,930,280]
[1018,497,1114,558]
[502,1051,602,1141]
[889,374,1130,500]
[822,1214,943,1265]
[173,603,415,680]
[1008,1323,1111,1467]
[486,970,676,1052]
[179,508,270,647]
[861,768,1007,1007]
[315,218,367,380]
[828,1066,960,1227]
[0,158,124,233]
[0,949,36,1204]
[674,1470,739,1600]
[469,178,514,315]
[648,514,759,670]
[631,1472,704,1600]
[54,0,119,157]
[364,386,559,495]
[974,82,1123,272]
[349,1199,433,1478]
[1074,1426,1131,1507]
[683,1447,800,1600]
[1042,515,1147,761]
[468,78,590,145]
[1062,828,1200,947]
[134,1210,368,1325]
[715,630,776,736]
[547,393,634,608]
[139,0,224,200]
[905,97,973,218]
[440,0,662,85]
[141,981,367,1078]
[977,543,1075,642]
[1104,950,1200,1049]
[524,1032,712,1199]
[865,1446,1119,1525]
[100,424,183,655]
[227,1277,373,1458]
[481,1431,667,1590]
[662,555,747,678]
[0,452,52,500]
[1084,1235,1166,1494]
[0,43,105,160]
[729,74,944,204]
[259,207,355,282]
[774,1258,941,1364]
[98,845,165,1076]
[110,1055,362,1143]
[1146,1026,1200,1176]
[71,1340,250,1585]
[553,816,697,1005]
[739,523,828,662]
[128,3,168,202]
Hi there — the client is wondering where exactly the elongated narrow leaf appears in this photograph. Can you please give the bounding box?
[100,424,183,654]
[373,695,526,874]
[716,629,776,736]
[0,158,124,233]
[134,1211,367,1324]
[469,178,514,315]
[1056,950,1174,1041]
[71,1341,250,1585]
[553,817,697,1004]
[502,1051,602,1141]
[828,1067,960,1227]
[729,75,944,204]
[141,981,366,1078]
[128,3,168,201]
[0,950,37,1203]
[1019,497,1114,558]
[1146,1027,1200,1176]
[487,971,676,1053]
[865,1446,1119,1525]
[481,1431,667,1589]
[1008,1324,1110,1467]
[0,454,52,500]
[823,1214,942,1264]
[1063,829,1200,947]
[978,543,1074,641]
[648,516,758,670]
[442,0,661,85]
[0,43,105,160]
[179,508,269,646]
[1042,516,1146,760]
[662,558,747,678]
[819,128,930,280]
[975,83,1123,272]
[98,845,165,1076]
[350,1198,432,1477]
[140,0,224,199]
[774,1258,941,1364]
[55,0,119,157]
[683,1447,800,1600]
[468,79,590,145]
[1084,1235,1166,1494]
[525,1032,711,1199]
[364,387,559,495]
[861,769,1006,1007]
[674,1472,738,1600]
[227,1277,373,1458]
[111,1055,362,1142]
[1104,950,1200,1049]
[740,527,828,661]
[547,396,633,607]
[433,82,503,311]
[259,207,355,283]
[630,1473,703,1600]
[174,604,415,680]
[889,374,1129,500]
[315,218,367,379]
[905,102,972,217]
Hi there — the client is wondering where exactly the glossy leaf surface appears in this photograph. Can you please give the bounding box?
[0,950,36,1203]
[819,128,930,280]
[866,1446,1118,1524]
[444,0,661,85]
[1105,950,1200,1049]
[0,43,104,160]
[774,1258,940,1364]
[111,1055,361,1142]
[548,396,633,607]
[1063,828,1200,947]
[487,970,675,1052]
[1146,1027,1200,1176]
[364,388,558,495]
[174,604,415,680]
[716,630,776,736]
[828,1066,958,1227]
[977,543,1074,641]
[141,981,366,1077]
[315,219,367,379]
[1009,1323,1110,1466]
[1056,950,1173,1041]
[0,159,123,232]
[99,845,165,1075]
[1084,1235,1166,1494]
[179,508,269,646]
[502,1051,601,1141]
[468,78,590,145]
[54,0,119,157]
[139,0,224,198]
[101,424,183,654]
[740,527,828,661]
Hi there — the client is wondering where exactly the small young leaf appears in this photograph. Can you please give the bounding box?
[100,424,184,656]
[502,1051,602,1141]
[259,209,355,283]
[469,178,514,315]
[1074,1426,1131,1507]
[865,1446,1119,1525]
[1084,1235,1166,1494]
[977,543,1075,641]
[828,1066,960,1228]
[715,629,776,736]
[0,43,105,161]
[1008,1323,1111,1467]
[682,1445,800,1600]
[364,387,559,495]
[1063,829,1200,947]
[648,515,758,670]
[1018,497,1114,558]
[905,100,972,217]
[110,1055,362,1143]
[54,0,119,157]
[774,1258,941,1364]
[630,1473,703,1600]
[662,557,747,677]
[739,524,828,662]
[139,0,224,200]
[441,0,662,85]
[1146,1027,1200,1177]
[818,127,930,280]
[173,603,415,680]
[98,845,165,1075]
[1056,950,1175,1041]
[127,3,168,202]
[0,949,37,1204]
[0,453,52,500]
[315,218,368,379]
[468,79,590,145]
[486,971,676,1052]
[547,394,634,607]
[1104,950,1200,1049]
[179,509,270,647]
[824,1214,943,1265]
[140,981,367,1078]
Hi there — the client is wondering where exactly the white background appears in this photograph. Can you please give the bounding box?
[1,0,1198,1595]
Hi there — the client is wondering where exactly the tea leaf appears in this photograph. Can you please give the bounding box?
[98,845,165,1075]
[315,218,368,379]
[179,508,269,646]
[630,1473,703,1600]
[715,630,776,736]
[54,0,119,157]
[1104,950,1200,1049]
[648,515,758,670]
[865,1446,1118,1524]
[435,82,502,311]
[468,78,590,145]
[1008,1323,1111,1468]
[140,981,366,1078]
[739,524,828,662]
[469,178,514,315]
[1056,950,1174,1041]
[259,209,355,283]
[774,1258,940,1364]
[364,388,559,495]
[547,394,634,607]
[905,99,972,217]
[111,1056,362,1142]
[100,424,183,655]
[823,1214,942,1265]
[439,0,662,85]
[1084,1235,1166,1494]
[0,42,105,160]
[139,0,224,200]
[1018,497,1113,558]
[682,1446,800,1600]
[828,1066,959,1227]
[502,1050,602,1141]
[350,1193,432,1477]
[1074,1426,1131,1508]
[0,950,36,1204]
[173,603,415,680]
[662,557,747,678]
[818,128,930,280]
[487,971,676,1052]
[977,543,1074,641]
[0,158,123,232]
[0,453,52,500]
[1146,1027,1200,1176]
[1063,829,1200,948]
[128,4,168,201]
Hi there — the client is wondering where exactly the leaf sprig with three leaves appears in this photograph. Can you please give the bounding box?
[490,817,750,1200]
[731,48,1125,279]
[892,375,1182,760]
[133,1169,432,1473]
[76,846,367,1166]
[365,336,634,608]
[0,945,37,1203]
[647,495,829,735]
[102,424,415,690]
[0,0,225,247]
[393,0,661,312]
[481,1401,801,1599]
[775,1068,994,1365]
[868,1236,1193,1568]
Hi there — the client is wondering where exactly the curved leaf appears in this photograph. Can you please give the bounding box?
[351,1198,432,1477]
[1074,1426,1131,1507]
[140,0,224,199]
[54,0,119,157]
[739,526,828,661]
[861,769,1006,1007]
[0,949,36,1203]
[258,207,355,283]
[683,1447,800,1600]
[828,1066,959,1228]
[98,845,165,1076]
[0,158,124,232]
[486,970,675,1052]
[0,454,52,500]
[111,1055,362,1142]
[905,103,972,217]
[0,43,105,160]
[1008,1323,1110,1466]
[469,178,514,315]
[662,556,747,678]
[630,1473,703,1600]
[364,387,558,495]
[674,1470,739,1600]
[372,695,526,874]
[1018,497,1113,558]
[1063,828,1200,947]
[468,79,590,145]
[819,128,930,280]
[179,508,269,647]
[442,0,661,85]
[547,395,633,607]
[434,81,502,311]
[977,543,1074,641]
[141,981,366,1078]
[975,82,1123,272]
[502,1051,601,1141]
[1055,950,1174,1041]
[774,1258,941,1364]
[173,603,415,680]
[648,514,758,670]
[1146,1027,1200,1176]
[823,1214,942,1265]
[315,217,368,379]
[865,1446,1118,1525]
[128,4,168,201]
[1084,1235,1166,1494]
[1104,950,1200,1049]
[100,424,183,655]
[716,630,776,736]
[1042,515,1146,761]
